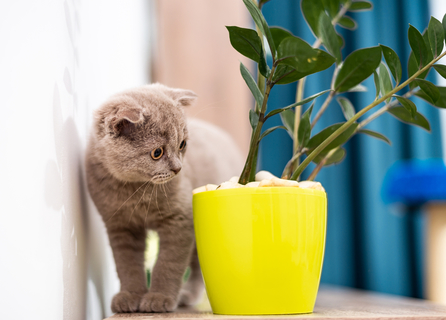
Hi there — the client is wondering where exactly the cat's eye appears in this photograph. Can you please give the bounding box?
[151,147,163,160]
[179,140,187,150]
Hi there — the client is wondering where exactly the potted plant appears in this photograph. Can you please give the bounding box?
[193,0,446,315]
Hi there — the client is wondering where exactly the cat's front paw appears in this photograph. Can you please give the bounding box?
[139,292,177,313]
[111,291,143,313]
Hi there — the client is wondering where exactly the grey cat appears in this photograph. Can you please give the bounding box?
[85,83,242,313]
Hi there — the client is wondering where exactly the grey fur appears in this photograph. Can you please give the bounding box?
[85,84,242,313]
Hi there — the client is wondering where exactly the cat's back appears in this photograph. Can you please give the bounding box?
[184,118,243,189]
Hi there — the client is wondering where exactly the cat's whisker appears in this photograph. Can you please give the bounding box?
[158,184,174,234]
[128,181,150,226]
[154,185,163,221]
[161,183,173,216]
[105,181,149,224]
[144,182,157,229]
[154,185,159,211]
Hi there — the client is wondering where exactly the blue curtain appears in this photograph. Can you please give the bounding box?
[260,0,443,298]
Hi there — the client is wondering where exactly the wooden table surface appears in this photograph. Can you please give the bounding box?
[106,286,446,320]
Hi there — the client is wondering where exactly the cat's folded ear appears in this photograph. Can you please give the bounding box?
[166,88,198,107]
[103,101,144,137]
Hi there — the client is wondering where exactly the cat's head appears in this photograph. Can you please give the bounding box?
[93,83,197,184]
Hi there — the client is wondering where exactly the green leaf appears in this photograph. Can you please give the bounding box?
[348,1,373,11]
[226,26,262,62]
[276,36,319,72]
[433,64,446,79]
[307,122,359,154]
[337,97,355,120]
[227,27,269,78]
[240,62,264,107]
[415,79,440,104]
[347,84,368,92]
[415,86,446,109]
[265,89,332,118]
[408,24,430,69]
[322,0,340,18]
[428,17,444,58]
[334,46,382,92]
[280,109,295,138]
[312,147,346,166]
[258,43,270,78]
[380,45,402,85]
[338,16,357,30]
[378,62,393,103]
[318,11,342,63]
[373,71,380,98]
[443,14,446,39]
[395,96,417,118]
[358,129,391,145]
[273,49,336,84]
[423,29,434,65]
[301,0,324,37]
[408,52,429,89]
[259,126,287,141]
[408,52,418,83]
[338,34,345,49]
[298,103,314,148]
[242,0,276,55]
[408,51,417,79]
[272,64,297,85]
[249,109,259,129]
[270,27,294,48]
[388,107,431,132]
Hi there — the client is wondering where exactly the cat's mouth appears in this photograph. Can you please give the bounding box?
[151,172,176,184]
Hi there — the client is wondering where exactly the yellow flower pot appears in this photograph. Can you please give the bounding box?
[193,187,327,315]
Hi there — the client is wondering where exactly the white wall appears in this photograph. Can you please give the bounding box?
[429,0,446,160]
[0,1,151,319]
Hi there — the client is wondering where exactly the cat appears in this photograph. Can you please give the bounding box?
[85,83,243,313]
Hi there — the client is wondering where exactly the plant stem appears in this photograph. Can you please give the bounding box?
[307,90,417,181]
[308,148,338,180]
[281,148,307,179]
[252,0,266,113]
[312,1,351,49]
[245,0,265,179]
[306,5,346,128]
[289,78,306,175]
[289,4,348,176]
[311,91,336,128]
[294,79,305,154]
[248,132,258,182]
[256,76,266,114]
[239,65,277,185]
[290,50,446,180]
[357,90,415,129]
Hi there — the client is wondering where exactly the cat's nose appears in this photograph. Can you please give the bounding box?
[171,167,181,174]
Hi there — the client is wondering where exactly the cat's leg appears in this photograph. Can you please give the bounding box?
[108,227,147,313]
[139,218,194,312]
[179,244,205,306]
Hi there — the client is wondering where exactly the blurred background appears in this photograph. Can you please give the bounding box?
[0,0,445,319]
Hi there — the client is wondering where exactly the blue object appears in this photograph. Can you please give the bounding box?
[260,0,443,298]
[383,159,446,205]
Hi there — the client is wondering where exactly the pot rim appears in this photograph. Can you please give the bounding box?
[193,186,326,199]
